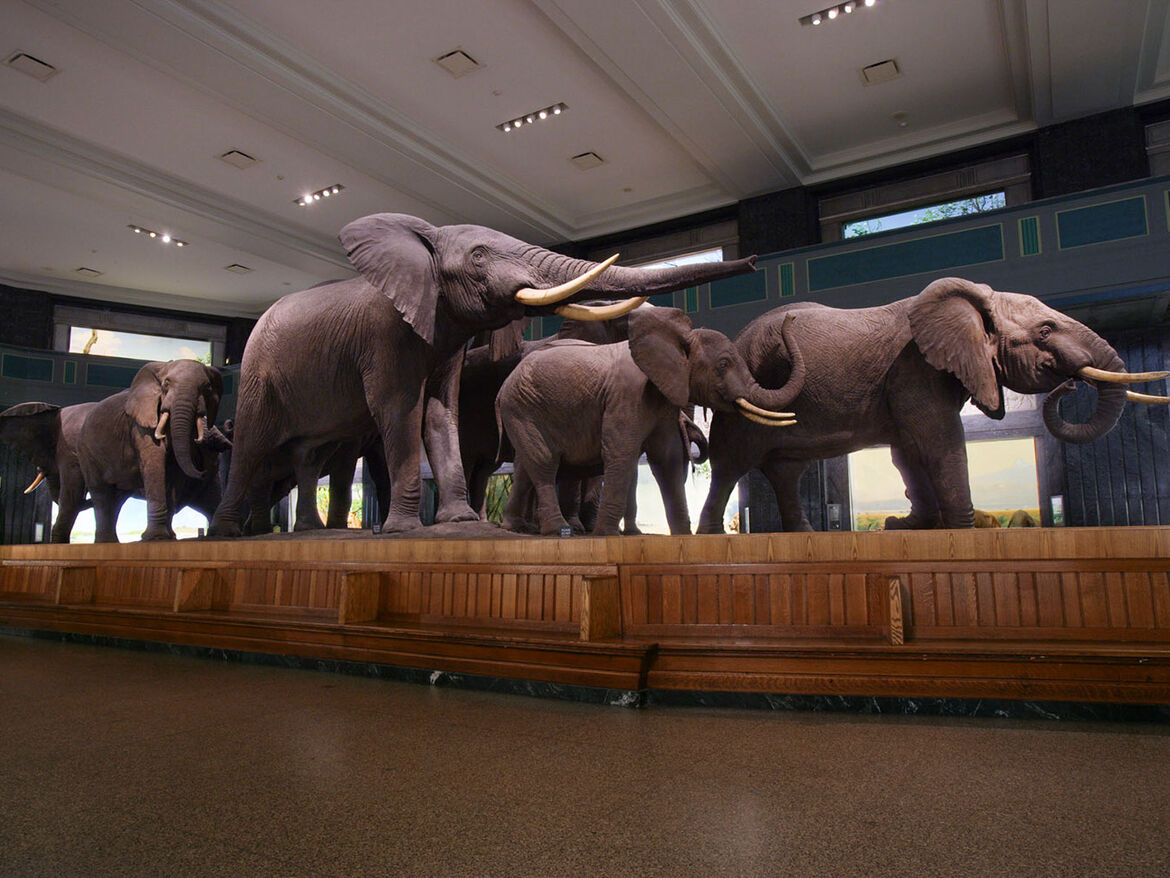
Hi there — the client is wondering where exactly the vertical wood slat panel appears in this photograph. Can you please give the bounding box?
[1124,572,1155,628]
[1079,572,1109,628]
[1017,572,1038,628]
[753,574,771,625]
[1153,572,1170,628]
[806,573,829,626]
[791,573,808,626]
[732,574,754,624]
[696,574,718,624]
[1104,572,1128,628]
[910,573,936,627]
[1034,572,1065,628]
[993,572,1020,627]
[661,574,682,624]
[717,574,734,624]
[844,573,868,626]
[976,572,996,626]
[827,573,845,626]
[770,573,791,625]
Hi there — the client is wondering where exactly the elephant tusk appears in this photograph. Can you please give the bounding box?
[196,416,207,443]
[555,296,646,322]
[739,410,797,427]
[154,410,170,441]
[735,398,796,421]
[514,254,619,306]
[24,471,44,494]
[1126,390,1170,404]
[1078,365,1170,384]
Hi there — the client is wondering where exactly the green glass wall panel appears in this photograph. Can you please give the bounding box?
[85,363,139,388]
[1,354,53,382]
[779,262,796,297]
[685,287,698,313]
[1019,216,1041,256]
[807,224,1004,292]
[1056,197,1147,249]
[709,271,767,308]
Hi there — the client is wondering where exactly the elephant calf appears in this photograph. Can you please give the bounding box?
[496,306,804,536]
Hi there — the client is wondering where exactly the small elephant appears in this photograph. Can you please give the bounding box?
[0,401,97,542]
[698,276,1170,533]
[210,213,757,536]
[497,307,804,536]
[79,359,228,542]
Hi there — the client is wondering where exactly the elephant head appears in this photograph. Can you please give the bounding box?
[338,213,758,345]
[126,359,225,478]
[627,306,804,425]
[0,401,62,495]
[909,277,1169,443]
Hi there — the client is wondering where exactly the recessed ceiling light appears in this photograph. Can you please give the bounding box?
[570,151,605,171]
[75,267,102,278]
[497,103,568,133]
[434,49,483,78]
[225,263,252,274]
[861,59,901,85]
[128,224,188,246]
[800,1,877,26]
[294,184,344,206]
[219,149,258,169]
[5,52,58,82]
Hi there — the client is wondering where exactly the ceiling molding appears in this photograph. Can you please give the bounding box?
[0,269,265,318]
[0,107,351,271]
[1022,0,1054,124]
[27,0,576,240]
[998,0,1036,123]
[569,183,734,240]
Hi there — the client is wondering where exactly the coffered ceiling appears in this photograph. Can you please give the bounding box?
[1,0,1167,317]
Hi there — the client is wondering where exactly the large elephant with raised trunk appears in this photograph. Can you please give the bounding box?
[497,307,804,535]
[79,359,228,542]
[210,213,758,535]
[697,277,1170,533]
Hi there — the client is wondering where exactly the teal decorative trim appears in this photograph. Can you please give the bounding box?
[85,363,139,388]
[1,353,54,382]
[779,262,796,297]
[220,373,235,397]
[63,360,78,384]
[541,314,564,338]
[522,322,534,342]
[648,291,676,307]
[1019,217,1041,256]
[1056,196,1147,249]
[807,224,1004,292]
[684,287,699,313]
[709,271,767,309]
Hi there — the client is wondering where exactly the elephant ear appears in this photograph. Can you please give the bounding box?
[628,306,692,408]
[0,402,62,463]
[488,318,528,361]
[908,278,1003,417]
[340,213,441,344]
[125,362,165,430]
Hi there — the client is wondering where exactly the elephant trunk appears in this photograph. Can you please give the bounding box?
[746,312,806,412]
[168,395,204,480]
[524,248,757,302]
[1042,348,1128,444]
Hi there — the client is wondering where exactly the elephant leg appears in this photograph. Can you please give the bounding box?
[621,479,642,535]
[138,441,175,542]
[648,442,689,536]
[89,485,121,543]
[697,413,754,534]
[502,463,538,534]
[520,451,569,536]
[422,350,480,525]
[467,460,494,520]
[51,476,86,543]
[759,455,812,532]
[292,455,325,532]
[593,448,639,537]
[885,445,948,530]
[363,445,392,524]
[372,380,427,534]
[325,450,358,529]
[577,476,601,534]
[556,477,588,535]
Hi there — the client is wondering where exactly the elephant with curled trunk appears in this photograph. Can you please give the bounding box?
[79,359,227,542]
[210,212,758,535]
[497,307,804,536]
[697,276,1170,533]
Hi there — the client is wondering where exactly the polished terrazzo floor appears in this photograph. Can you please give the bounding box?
[2,633,1168,877]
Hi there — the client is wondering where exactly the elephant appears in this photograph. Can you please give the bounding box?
[0,401,97,542]
[696,276,1170,534]
[78,359,228,542]
[496,306,804,535]
[210,213,757,535]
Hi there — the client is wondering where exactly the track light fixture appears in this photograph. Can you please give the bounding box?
[497,102,567,133]
[801,0,873,26]
[128,224,187,247]
[295,184,345,207]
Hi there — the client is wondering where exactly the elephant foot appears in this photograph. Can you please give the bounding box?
[294,517,325,532]
[621,523,643,536]
[141,526,175,542]
[696,516,726,534]
[539,517,572,536]
[209,515,243,538]
[435,502,481,525]
[380,512,423,533]
[883,511,941,531]
[501,515,537,535]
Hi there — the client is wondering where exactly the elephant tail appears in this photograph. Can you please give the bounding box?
[493,398,514,466]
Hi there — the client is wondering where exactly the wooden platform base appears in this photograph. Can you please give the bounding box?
[3,527,1170,704]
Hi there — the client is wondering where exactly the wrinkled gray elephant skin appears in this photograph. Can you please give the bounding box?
[0,401,96,542]
[210,213,758,536]
[79,359,227,542]
[497,307,803,536]
[697,277,1170,533]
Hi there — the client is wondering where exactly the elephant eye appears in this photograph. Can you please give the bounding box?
[1038,325,1052,342]
[471,247,487,266]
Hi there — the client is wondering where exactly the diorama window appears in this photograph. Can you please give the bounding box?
[842,191,1006,239]
[848,437,1041,531]
[67,326,213,363]
[634,246,724,269]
